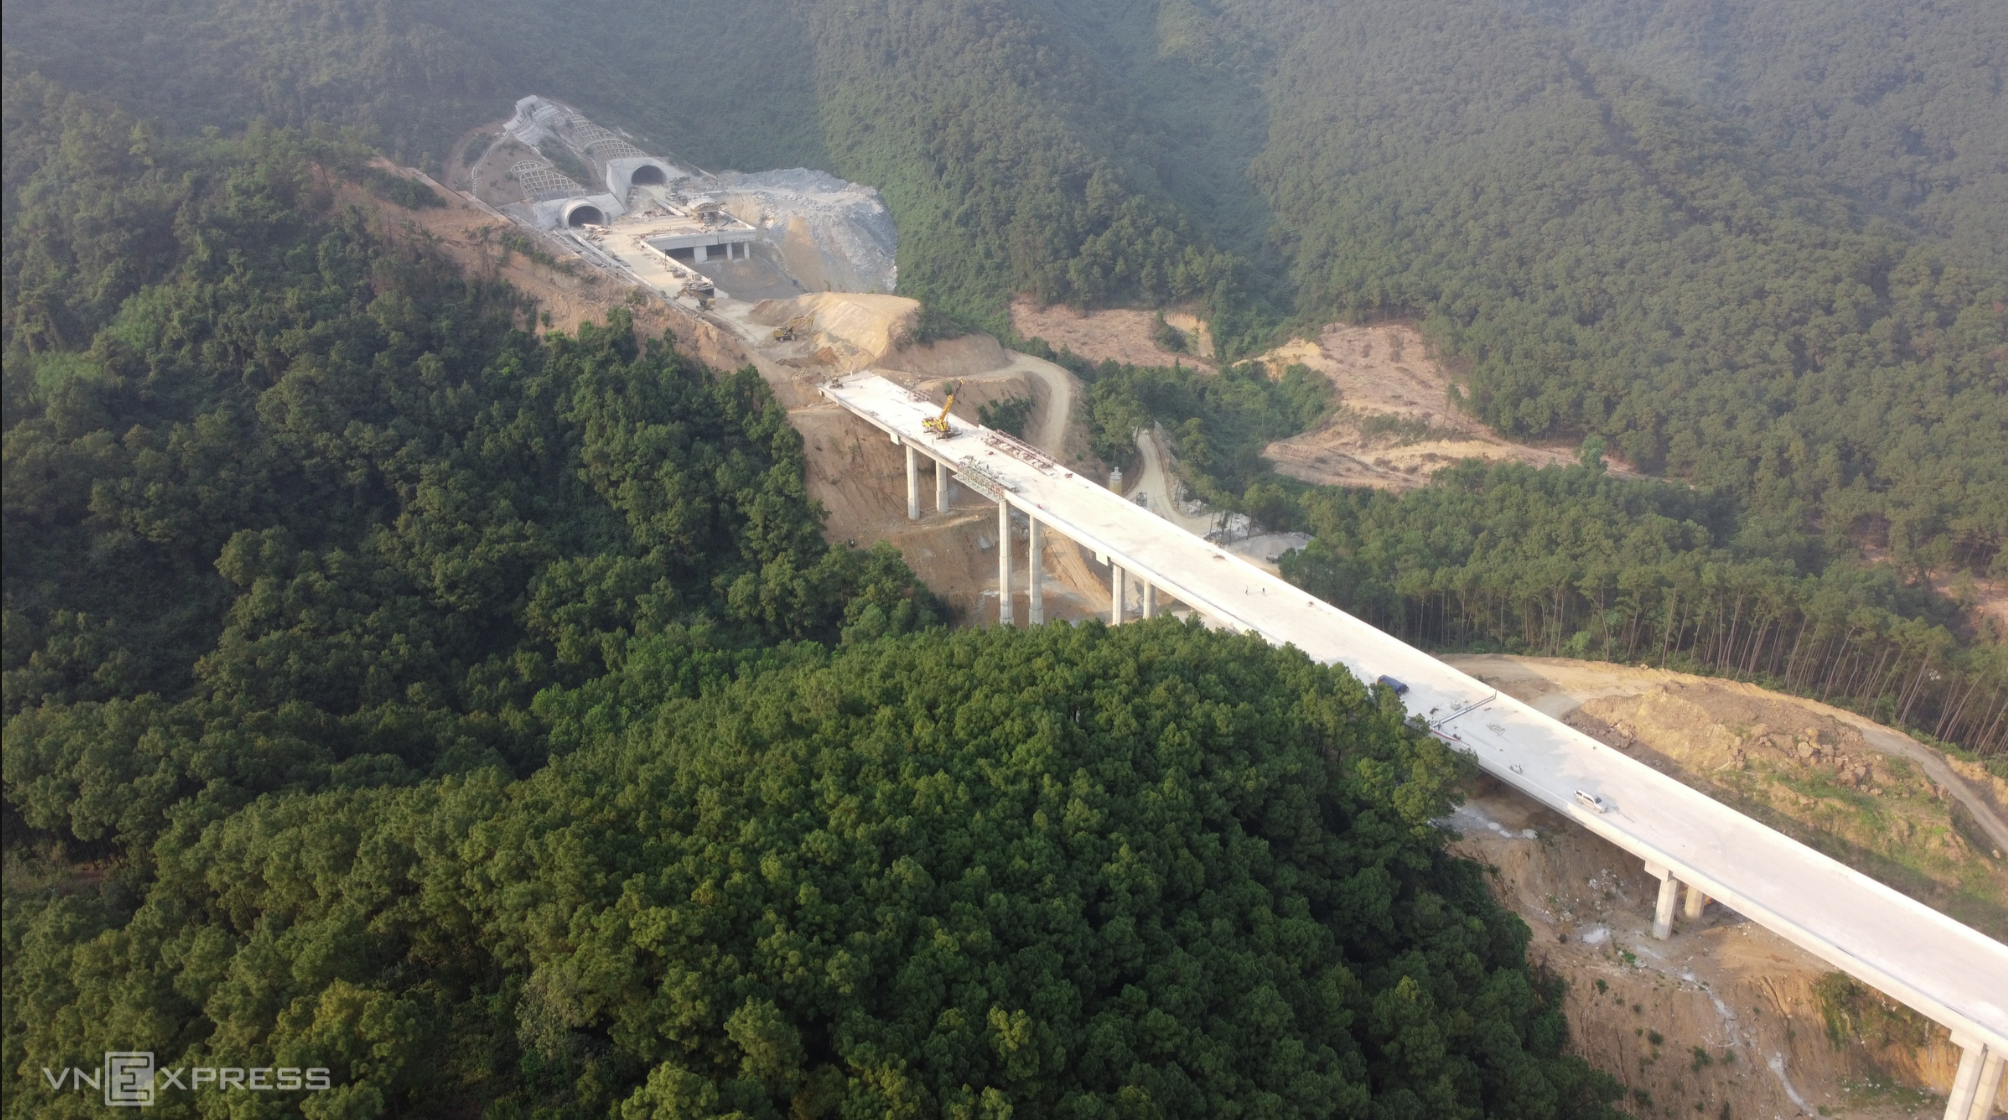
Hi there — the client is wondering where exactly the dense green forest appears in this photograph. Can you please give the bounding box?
[2,85,1635,1116]
[1495,0,2008,270]
[7,0,2001,583]
[1281,461,2008,756]
[5,617,1634,1118]
[1,83,938,846]
[4,0,2007,1105]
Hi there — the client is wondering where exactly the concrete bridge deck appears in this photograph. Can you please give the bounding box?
[823,371,2008,1118]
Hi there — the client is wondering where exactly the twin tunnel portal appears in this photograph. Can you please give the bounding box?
[825,372,2008,1120]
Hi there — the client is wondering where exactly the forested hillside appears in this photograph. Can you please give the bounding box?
[1495,0,2008,270]
[2,80,939,851]
[4,3,2004,1109]
[6,618,1631,1118]
[1241,0,2007,570]
[1281,461,2008,755]
[1,83,1640,1117]
[7,0,2004,580]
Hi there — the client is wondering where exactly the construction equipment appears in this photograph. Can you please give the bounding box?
[922,382,961,439]
[771,315,810,343]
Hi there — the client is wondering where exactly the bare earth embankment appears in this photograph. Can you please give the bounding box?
[1256,322,1633,489]
[1011,297,1215,371]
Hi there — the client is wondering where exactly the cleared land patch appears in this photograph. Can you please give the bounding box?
[1256,323,1637,490]
[1010,297,1216,371]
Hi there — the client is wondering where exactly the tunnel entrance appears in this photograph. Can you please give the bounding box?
[566,204,606,227]
[631,164,668,186]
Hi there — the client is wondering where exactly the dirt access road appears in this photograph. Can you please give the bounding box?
[1123,427,1217,537]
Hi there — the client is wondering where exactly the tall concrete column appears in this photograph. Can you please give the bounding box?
[1112,566,1127,624]
[694,244,709,262]
[1945,1035,1990,1120]
[1143,583,1156,619]
[905,445,920,521]
[997,500,1013,626]
[1027,518,1044,625]
[1965,1048,2004,1120]
[936,460,951,512]
[1684,883,1708,920]
[1647,863,1679,939]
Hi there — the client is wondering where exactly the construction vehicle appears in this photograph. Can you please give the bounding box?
[771,315,810,343]
[922,382,961,439]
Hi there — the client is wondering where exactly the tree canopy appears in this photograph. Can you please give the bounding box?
[6,621,1629,1119]
[1280,461,2008,756]
[3,85,939,861]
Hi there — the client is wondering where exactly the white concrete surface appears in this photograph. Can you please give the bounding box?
[824,371,2008,1060]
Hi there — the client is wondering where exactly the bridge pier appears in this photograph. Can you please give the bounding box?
[1648,863,1679,939]
[1968,1048,2005,1120]
[1684,883,1708,921]
[936,459,951,512]
[1112,565,1127,624]
[1945,1033,2005,1120]
[998,500,1013,626]
[1027,518,1043,625]
[1143,582,1156,619]
[905,445,919,521]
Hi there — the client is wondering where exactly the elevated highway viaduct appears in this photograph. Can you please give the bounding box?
[825,372,2008,1119]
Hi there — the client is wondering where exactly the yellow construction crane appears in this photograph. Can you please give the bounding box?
[922,382,961,438]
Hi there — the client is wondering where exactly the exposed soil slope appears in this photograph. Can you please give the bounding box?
[1438,655,2008,1117]
[1011,297,1216,371]
[1450,781,1991,1120]
[1257,323,1639,489]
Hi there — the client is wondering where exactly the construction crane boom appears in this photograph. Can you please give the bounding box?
[922,382,960,438]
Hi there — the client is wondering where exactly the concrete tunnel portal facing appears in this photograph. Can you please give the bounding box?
[564,202,607,228]
[824,370,2008,1120]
